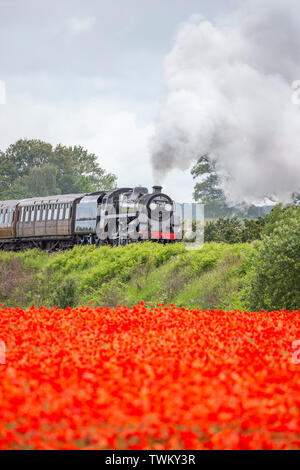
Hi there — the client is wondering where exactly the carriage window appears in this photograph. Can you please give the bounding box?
[9,210,13,223]
[25,208,29,222]
[36,206,41,221]
[0,210,2,224]
[59,204,64,220]
[65,204,70,219]
[76,202,97,221]
[42,205,46,221]
[3,210,7,224]
[30,207,35,222]
[47,205,52,220]
[53,204,58,220]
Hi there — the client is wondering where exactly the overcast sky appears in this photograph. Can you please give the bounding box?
[0,0,239,201]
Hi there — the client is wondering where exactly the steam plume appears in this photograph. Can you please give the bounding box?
[151,0,300,203]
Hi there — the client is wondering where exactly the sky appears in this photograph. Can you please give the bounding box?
[0,0,239,202]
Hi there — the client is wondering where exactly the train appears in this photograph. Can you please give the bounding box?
[0,186,182,251]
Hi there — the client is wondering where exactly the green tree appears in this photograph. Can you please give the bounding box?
[191,154,225,203]
[204,216,265,243]
[1,164,60,200]
[0,139,117,200]
[245,206,300,311]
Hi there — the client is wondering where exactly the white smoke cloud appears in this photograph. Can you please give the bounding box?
[151,0,300,203]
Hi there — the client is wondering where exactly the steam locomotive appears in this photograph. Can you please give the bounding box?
[0,186,182,251]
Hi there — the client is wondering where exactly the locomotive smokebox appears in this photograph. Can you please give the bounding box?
[152,185,162,193]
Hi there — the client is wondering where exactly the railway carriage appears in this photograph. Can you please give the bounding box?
[0,200,19,241]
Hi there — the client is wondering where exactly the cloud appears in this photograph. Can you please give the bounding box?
[151,0,300,203]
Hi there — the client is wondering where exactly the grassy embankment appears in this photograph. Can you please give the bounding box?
[0,242,254,310]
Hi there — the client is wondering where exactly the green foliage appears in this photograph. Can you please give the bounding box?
[10,164,61,198]
[122,243,253,309]
[203,205,294,244]
[204,216,265,243]
[0,242,254,310]
[0,224,298,312]
[0,139,117,200]
[244,206,300,311]
[261,203,284,236]
[45,243,186,307]
[52,278,78,308]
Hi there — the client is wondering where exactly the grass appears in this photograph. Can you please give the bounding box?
[0,242,255,310]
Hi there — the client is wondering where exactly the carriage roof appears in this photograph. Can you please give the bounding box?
[16,194,86,207]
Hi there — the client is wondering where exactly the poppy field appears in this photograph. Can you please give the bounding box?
[0,303,300,450]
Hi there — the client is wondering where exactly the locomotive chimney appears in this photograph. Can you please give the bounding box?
[152,185,162,193]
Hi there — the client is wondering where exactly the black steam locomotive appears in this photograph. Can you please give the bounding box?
[0,186,182,251]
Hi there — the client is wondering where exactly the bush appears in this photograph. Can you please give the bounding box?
[245,206,300,311]
[52,278,78,308]
[204,216,265,243]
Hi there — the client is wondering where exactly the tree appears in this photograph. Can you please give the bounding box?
[191,154,225,203]
[0,139,117,200]
[204,216,265,243]
[245,206,300,311]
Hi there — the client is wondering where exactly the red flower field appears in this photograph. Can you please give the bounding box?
[0,303,300,450]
